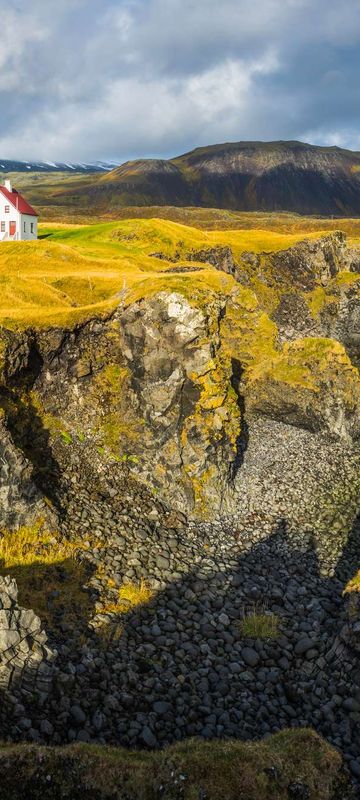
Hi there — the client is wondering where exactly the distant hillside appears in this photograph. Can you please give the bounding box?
[0,159,118,173]
[47,140,360,216]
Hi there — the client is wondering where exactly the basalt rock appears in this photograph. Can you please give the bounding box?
[186,245,237,277]
[319,282,360,369]
[155,232,360,364]
[245,338,360,441]
[117,291,240,515]
[265,231,354,291]
[0,576,56,698]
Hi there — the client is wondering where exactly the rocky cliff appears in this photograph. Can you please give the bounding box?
[0,231,359,536]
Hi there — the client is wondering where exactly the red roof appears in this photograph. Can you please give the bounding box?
[0,185,38,217]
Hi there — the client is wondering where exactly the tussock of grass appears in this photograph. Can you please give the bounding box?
[102,579,154,616]
[0,521,74,569]
[119,579,154,607]
[239,610,279,639]
[344,570,360,594]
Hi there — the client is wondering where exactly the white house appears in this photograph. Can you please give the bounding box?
[0,180,38,242]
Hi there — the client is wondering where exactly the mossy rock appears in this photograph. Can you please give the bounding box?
[245,337,360,438]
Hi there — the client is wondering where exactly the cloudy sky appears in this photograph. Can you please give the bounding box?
[1,0,360,162]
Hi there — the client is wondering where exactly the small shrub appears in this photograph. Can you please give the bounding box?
[97,621,123,646]
[119,579,153,607]
[344,569,360,594]
[343,571,360,621]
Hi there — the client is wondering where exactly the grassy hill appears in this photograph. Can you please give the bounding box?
[0,216,358,330]
[0,219,328,328]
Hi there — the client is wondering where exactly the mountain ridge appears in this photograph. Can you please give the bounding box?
[46,139,360,216]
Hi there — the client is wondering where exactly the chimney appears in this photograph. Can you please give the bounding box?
[4,179,12,192]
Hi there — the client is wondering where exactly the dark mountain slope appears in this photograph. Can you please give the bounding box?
[97,158,189,205]
[52,140,360,216]
[173,140,360,214]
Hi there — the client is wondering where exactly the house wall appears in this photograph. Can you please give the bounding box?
[19,214,38,241]
[0,195,37,241]
[0,194,21,240]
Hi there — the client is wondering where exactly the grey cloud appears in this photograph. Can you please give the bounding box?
[0,0,359,160]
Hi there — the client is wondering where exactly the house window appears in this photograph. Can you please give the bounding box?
[24,221,26,232]
[4,206,9,213]
[1,222,5,232]
[30,223,34,234]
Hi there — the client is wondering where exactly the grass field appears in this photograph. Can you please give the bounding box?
[5,170,360,237]
[0,215,357,329]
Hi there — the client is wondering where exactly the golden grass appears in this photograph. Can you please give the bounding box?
[0,216,348,329]
[344,569,360,594]
[247,336,359,393]
[0,521,74,569]
[119,579,154,606]
[102,579,154,615]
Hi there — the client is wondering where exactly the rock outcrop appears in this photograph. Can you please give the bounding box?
[118,291,239,514]
[0,576,56,697]
[0,417,56,530]
[245,337,360,440]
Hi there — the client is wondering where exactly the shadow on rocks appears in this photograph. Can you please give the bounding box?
[98,517,360,778]
[2,514,360,785]
[1,388,62,510]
